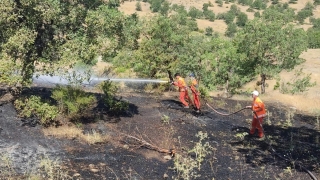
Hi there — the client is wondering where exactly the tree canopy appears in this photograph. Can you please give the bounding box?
[0,0,312,94]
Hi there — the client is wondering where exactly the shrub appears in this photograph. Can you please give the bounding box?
[224,11,236,24]
[99,81,129,115]
[14,95,59,126]
[230,4,240,15]
[251,0,267,10]
[202,3,210,11]
[236,12,248,27]
[51,85,96,117]
[150,0,163,12]
[279,68,316,94]
[204,10,216,21]
[254,11,261,18]
[225,22,237,37]
[136,2,142,11]
[216,0,223,7]
[238,0,253,6]
[188,6,203,19]
[307,28,320,48]
[160,1,170,16]
[173,131,212,179]
[205,27,213,36]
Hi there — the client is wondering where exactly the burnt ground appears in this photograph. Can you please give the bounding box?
[0,87,320,180]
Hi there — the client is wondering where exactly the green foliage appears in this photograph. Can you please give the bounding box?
[225,22,238,37]
[205,27,214,36]
[296,2,314,24]
[0,0,140,88]
[14,95,58,126]
[160,1,170,16]
[216,0,224,7]
[51,86,96,117]
[149,0,164,12]
[307,28,320,48]
[177,35,248,92]
[280,68,316,95]
[314,0,320,5]
[262,4,295,23]
[173,131,212,179]
[251,0,267,10]
[288,0,298,4]
[188,6,203,19]
[234,19,308,92]
[230,4,240,15]
[236,12,248,27]
[188,131,213,170]
[136,1,142,11]
[99,81,129,115]
[224,11,236,24]
[203,3,210,11]
[310,18,320,29]
[238,0,253,6]
[254,11,261,18]
[107,0,120,8]
[199,86,211,102]
[129,16,192,78]
[204,10,216,21]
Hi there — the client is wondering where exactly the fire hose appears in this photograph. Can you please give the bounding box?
[206,103,248,116]
[205,102,318,180]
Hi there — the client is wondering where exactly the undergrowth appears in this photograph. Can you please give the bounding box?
[14,95,59,126]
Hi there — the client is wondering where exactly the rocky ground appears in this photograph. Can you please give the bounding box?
[0,87,320,179]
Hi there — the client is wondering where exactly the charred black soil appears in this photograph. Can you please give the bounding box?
[0,87,320,180]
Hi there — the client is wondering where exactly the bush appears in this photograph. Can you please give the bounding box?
[99,81,129,115]
[230,4,240,15]
[296,9,313,24]
[51,85,97,117]
[224,11,236,24]
[160,1,170,16]
[202,3,210,11]
[188,6,203,19]
[216,0,223,7]
[136,2,142,11]
[204,10,216,21]
[238,0,253,6]
[236,12,248,27]
[254,11,261,18]
[205,27,213,36]
[251,0,267,10]
[150,0,164,12]
[279,69,316,94]
[225,22,237,37]
[307,28,320,48]
[14,95,59,126]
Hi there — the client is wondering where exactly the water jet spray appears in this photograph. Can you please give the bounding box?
[32,75,169,87]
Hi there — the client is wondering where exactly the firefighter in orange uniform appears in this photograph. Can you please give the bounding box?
[171,73,191,108]
[188,73,201,113]
[246,90,266,138]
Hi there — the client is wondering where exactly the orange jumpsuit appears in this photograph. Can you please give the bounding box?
[250,97,266,138]
[173,77,191,107]
[190,79,200,110]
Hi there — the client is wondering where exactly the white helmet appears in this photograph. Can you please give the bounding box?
[251,90,259,96]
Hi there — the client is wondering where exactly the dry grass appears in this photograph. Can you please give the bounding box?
[42,125,110,145]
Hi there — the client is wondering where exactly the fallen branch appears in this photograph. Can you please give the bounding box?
[123,134,175,157]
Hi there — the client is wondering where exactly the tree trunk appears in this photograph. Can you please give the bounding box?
[260,74,266,94]
[168,70,173,82]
